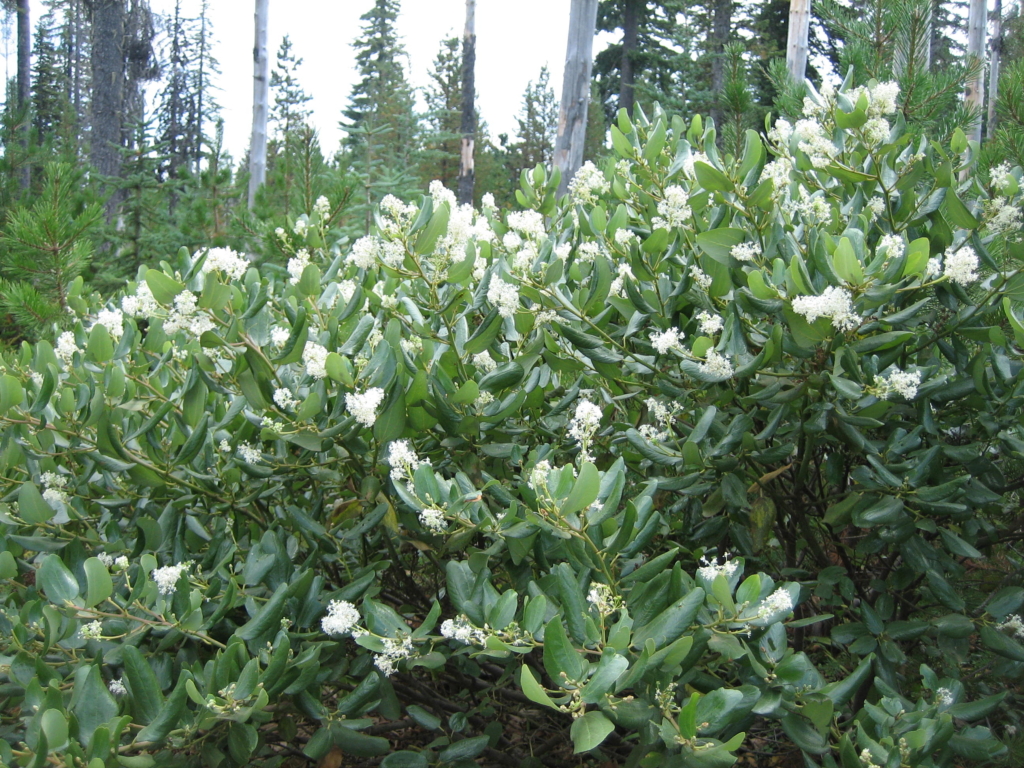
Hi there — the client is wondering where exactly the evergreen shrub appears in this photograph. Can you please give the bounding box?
[1,77,1023,767]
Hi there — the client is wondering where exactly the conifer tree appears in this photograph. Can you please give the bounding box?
[32,8,74,146]
[421,36,463,191]
[267,35,312,217]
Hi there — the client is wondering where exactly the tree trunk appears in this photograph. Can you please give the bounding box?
[709,0,732,130]
[786,0,810,84]
[16,0,30,190]
[619,0,640,117]
[964,0,986,146]
[248,0,270,209]
[90,0,126,216]
[554,0,598,197]
[987,0,1002,139]
[457,0,476,206]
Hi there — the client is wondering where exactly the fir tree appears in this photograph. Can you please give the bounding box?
[421,36,463,192]
[267,34,312,217]
[32,7,74,146]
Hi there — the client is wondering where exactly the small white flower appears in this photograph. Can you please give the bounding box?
[731,242,761,262]
[200,247,248,281]
[755,587,794,620]
[791,286,861,332]
[936,687,954,707]
[650,327,685,355]
[998,614,1024,639]
[349,236,382,269]
[345,388,385,427]
[698,553,739,582]
[697,349,734,379]
[874,368,921,400]
[926,257,943,279]
[528,460,552,491]
[586,582,621,616]
[487,276,520,318]
[302,341,329,380]
[108,678,127,696]
[943,246,979,286]
[321,599,361,636]
[568,161,610,206]
[97,552,115,568]
[273,388,300,410]
[152,562,191,595]
[472,351,497,373]
[93,308,125,341]
[271,326,291,346]
[441,615,488,645]
[55,331,82,369]
[419,506,447,533]
[388,440,427,481]
[374,636,414,676]
[696,311,723,336]
[657,186,691,228]
[287,249,311,285]
[568,400,603,460]
[878,233,905,261]
[867,197,886,218]
[689,265,713,291]
[237,442,262,464]
[80,620,104,640]
[314,196,331,216]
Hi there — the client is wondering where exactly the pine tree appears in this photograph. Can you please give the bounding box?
[267,34,312,217]
[342,0,420,232]
[512,67,558,175]
[0,163,102,342]
[421,36,463,191]
[32,7,74,146]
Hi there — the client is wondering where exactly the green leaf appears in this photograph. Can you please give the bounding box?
[561,462,600,516]
[40,709,69,753]
[83,557,113,607]
[693,161,734,192]
[380,752,429,768]
[0,550,16,580]
[986,587,1024,619]
[631,587,704,650]
[73,666,118,751]
[543,616,583,684]
[980,625,1024,661]
[696,228,745,263]
[519,665,561,710]
[570,710,615,753]
[438,735,490,762]
[122,645,164,725]
[38,554,79,605]
[19,481,54,524]
[415,204,450,255]
[832,237,864,285]
[86,324,114,363]
[0,373,25,413]
[943,191,980,229]
[145,269,184,305]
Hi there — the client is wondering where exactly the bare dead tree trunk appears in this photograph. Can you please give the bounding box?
[709,0,732,129]
[786,0,810,84]
[965,0,986,146]
[987,0,1002,139]
[248,0,270,209]
[457,0,476,206]
[554,0,598,197]
[619,0,640,117]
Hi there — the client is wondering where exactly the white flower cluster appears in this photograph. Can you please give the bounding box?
[271,326,290,346]
[314,195,331,217]
[609,262,634,297]
[936,687,954,707]
[273,388,300,410]
[568,161,610,206]
[164,291,215,338]
[349,236,381,269]
[528,460,552,491]
[375,636,414,677]
[657,186,692,228]
[80,620,104,640]
[321,599,361,636]
[791,286,861,332]
[576,241,606,264]
[388,439,427,481]
[698,553,739,582]
[487,276,520,318]
[998,614,1024,639]
[41,470,70,510]
[867,197,886,219]
[983,196,1022,236]
[755,587,794,620]
[760,157,793,197]
[293,218,308,236]
[287,249,311,285]
[697,349,734,380]
[419,506,448,534]
[108,678,127,696]
[97,552,129,570]
[859,749,883,768]
[793,192,832,225]
[441,615,488,645]
[942,246,980,286]
[237,442,262,464]
[650,327,685,355]
[876,234,904,263]
[568,400,603,463]
[861,117,890,147]
[793,119,836,168]
[852,81,900,117]
[506,210,545,240]
[379,195,420,236]
[586,582,622,616]
[302,341,329,379]
[201,247,248,281]
[689,265,713,291]
[346,387,385,427]
[682,151,710,179]
[638,397,675,442]
[55,331,81,370]
[874,368,922,400]
[121,282,160,317]
[472,351,497,373]
[731,242,761,262]
[696,311,723,335]
[152,561,191,595]
[93,308,125,341]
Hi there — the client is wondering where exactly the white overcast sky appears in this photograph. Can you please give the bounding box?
[2,0,613,161]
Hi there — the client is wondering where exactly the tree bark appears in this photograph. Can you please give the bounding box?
[457,0,476,206]
[786,0,810,84]
[709,0,732,129]
[248,0,270,209]
[89,0,126,215]
[964,0,986,146]
[987,0,1002,139]
[619,0,640,117]
[554,0,598,197]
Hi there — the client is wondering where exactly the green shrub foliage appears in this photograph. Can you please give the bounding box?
[1,79,1023,767]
